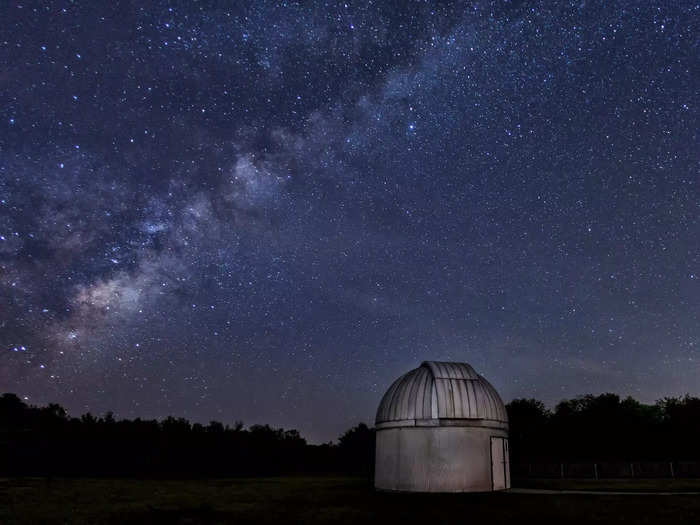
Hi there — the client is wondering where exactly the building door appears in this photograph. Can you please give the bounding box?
[491,437,510,490]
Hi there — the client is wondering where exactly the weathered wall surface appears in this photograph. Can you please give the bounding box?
[375,426,508,492]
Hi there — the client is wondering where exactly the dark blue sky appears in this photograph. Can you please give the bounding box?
[1,1,698,442]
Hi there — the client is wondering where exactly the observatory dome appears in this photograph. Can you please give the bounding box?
[376,361,508,426]
[374,361,510,492]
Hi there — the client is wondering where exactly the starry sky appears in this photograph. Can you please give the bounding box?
[1,1,698,442]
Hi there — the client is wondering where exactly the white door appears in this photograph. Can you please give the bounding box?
[491,437,510,490]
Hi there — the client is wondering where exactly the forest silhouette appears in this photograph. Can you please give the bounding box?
[1,392,699,477]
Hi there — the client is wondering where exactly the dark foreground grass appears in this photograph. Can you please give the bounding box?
[516,477,700,492]
[2,476,700,524]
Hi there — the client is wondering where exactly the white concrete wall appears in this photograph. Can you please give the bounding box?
[375,426,508,492]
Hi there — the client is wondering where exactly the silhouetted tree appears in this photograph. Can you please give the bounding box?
[337,423,375,477]
[506,398,551,462]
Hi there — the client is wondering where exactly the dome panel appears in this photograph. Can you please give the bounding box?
[375,366,434,423]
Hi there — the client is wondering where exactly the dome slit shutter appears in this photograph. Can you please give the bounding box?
[454,379,468,418]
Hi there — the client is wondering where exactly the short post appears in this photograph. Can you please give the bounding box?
[630,462,635,478]
[560,463,564,479]
[594,463,598,480]
[670,462,675,479]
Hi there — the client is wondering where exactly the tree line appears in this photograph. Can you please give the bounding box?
[0,393,374,477]
[1,392,699,477]
[506,393,700,464]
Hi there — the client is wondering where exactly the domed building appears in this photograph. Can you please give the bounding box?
[374,361,510,492]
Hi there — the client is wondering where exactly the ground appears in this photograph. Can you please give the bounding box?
[2,476,700,524]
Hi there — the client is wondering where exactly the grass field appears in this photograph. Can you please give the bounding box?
[516,477,700,492]
[2,476,700,524]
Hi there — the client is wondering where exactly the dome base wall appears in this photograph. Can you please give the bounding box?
[375,426,508,492]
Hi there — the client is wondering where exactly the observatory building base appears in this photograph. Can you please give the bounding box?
[375,425,509,492]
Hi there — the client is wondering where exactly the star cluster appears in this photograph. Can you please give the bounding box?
[1,1,698,442]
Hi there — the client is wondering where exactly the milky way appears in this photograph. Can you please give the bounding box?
[1,1,698,442]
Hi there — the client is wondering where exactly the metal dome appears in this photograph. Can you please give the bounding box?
[375,361,508,427]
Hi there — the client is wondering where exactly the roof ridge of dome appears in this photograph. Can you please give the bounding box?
[420,360,479,380]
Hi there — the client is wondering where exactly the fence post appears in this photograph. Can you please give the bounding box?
[670,462,674,479]
[630,462,634,478]
[560,463,564,479]
[594,463,598,480]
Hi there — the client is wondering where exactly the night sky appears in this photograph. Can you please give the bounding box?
[1,1,698,443]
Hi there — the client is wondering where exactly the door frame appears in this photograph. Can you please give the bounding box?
[490,436,509,491]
